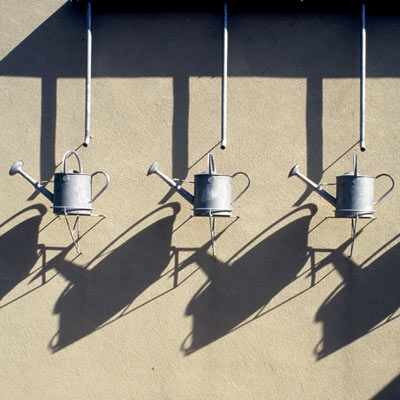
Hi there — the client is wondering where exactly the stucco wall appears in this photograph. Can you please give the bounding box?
[1,1,400,399]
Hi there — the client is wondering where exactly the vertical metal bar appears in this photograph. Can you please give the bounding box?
[84,1,92,147]
[209,213,216,257]
[349,217,358,258]
[360,4,366,152]
[221,3,228,150]
[353,153,358,176]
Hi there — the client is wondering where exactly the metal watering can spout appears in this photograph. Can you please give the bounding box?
[288,164,336,207]
[147,161,195,204]
[9,160,54,202]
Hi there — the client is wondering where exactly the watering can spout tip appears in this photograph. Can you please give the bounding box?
[288,164,299,178]
[147,162,158,176]
[9,161,23,176]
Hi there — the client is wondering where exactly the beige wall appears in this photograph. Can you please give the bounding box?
[1,1,400,399]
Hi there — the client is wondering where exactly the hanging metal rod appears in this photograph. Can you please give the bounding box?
[221,2,228,150]
[83,1,92,147]
[360,3,366,152]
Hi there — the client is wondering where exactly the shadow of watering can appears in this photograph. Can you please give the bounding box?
[10,150,110,216]
[0,204,47,302]
[147,153,250,217]
[289,155,394,218]
[47,203,180,352]
[178,204,317,355]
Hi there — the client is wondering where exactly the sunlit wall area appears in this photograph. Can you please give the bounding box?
[1,1,399,399]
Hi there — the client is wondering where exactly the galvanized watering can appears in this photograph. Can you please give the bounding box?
[148,154,250,217]
[288,155,394,218]
[10,150,110,216]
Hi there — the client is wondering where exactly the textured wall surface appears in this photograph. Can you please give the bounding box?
[1,1,400,399]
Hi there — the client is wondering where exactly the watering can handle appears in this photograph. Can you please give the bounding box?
[62,150,82,174]
[374,173,395,205]
[90,171,110,203]
[232,172,251,203]
[208,153,216,175]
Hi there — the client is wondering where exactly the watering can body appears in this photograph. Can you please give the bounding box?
[335,174,376,218]
[10,150,110,216]
[148,154,250,217]
[53,172,94,215]
[193,173,233,216]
